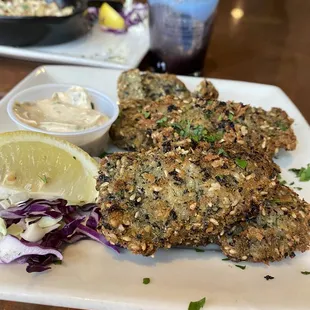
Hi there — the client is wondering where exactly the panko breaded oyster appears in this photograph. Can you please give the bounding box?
[96,146,280,256]
[117,69,191,101]
[193,79,219,99]
[110,96,296,157]
[219,185,310,263]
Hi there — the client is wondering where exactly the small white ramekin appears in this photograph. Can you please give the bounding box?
[7,84,119,156]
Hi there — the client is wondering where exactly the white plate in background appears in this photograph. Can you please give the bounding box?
[0,65,309,310]
[0,23,149,70]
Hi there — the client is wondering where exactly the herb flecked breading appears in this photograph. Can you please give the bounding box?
[110,96,296,157]
[96,145,280,256]
[219,185,310,263]
[117,69,191,101]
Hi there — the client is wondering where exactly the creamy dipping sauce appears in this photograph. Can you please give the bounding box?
[13,86,109,133]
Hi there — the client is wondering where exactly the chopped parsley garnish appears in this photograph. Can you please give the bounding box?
[217,114,223,122]
[143,278,151,284]
[235,158,248,169]
[73,156,76,160]
[188,297,206,310]
[301,271,310,275]
[222,257,230,261]
[38,175,48,184]
[91,102,95,110]
[278,174,287,185]
[204,131,224,143]
[295,187,302,191]
[156,116,168,126]
[289,182,295,186]
[228,113,234,121]
[264,275,274,281]
[289,164,310,182]
[207,100,213,105]
[53,260,62,265]
[172,121,223,143]
[235,264,246,270]
[275,121,289,131]
[142,111,151,119]
[217,148,228,157]
[195,248,205,253]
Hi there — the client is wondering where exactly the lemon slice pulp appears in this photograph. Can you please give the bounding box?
[99,3,126,30]
[0,131,99,203]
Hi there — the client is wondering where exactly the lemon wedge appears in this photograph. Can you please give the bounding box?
[0,131,99,204]
[99,3,126,30]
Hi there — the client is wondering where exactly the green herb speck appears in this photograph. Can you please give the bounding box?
[195,248,205,253]
[228,113,234,121]
[222,257,230,261]
[217,148,228,157]
[295,187,303,191]
[38,175,48,184]
[235,264,246,270]
[289,164,310,182]
[289,182,295,186]
[143,278,151,285]
[275,121,289,131]
[53,260,62,265]
[172,121,223,144]
[156,116,168,126]
[142,111,151,119]
[235,158,248,169]
[73,156,76,160]
[91,102,95,110]
[188,297,206,310]
[301,271,310,275]
[217,114,223,121]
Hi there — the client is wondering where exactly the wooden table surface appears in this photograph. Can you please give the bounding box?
[0,0,309,309]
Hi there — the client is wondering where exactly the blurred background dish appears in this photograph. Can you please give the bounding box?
[0,0,123,46]
[0,0,74,17]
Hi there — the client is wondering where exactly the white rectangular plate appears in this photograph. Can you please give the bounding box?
[0,65,309,310]
[0,23,149,70]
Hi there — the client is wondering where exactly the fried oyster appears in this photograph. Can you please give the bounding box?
[110,96,296,157]
[96,145,280,256]
[117,69,191,101]
[219,185,310,262]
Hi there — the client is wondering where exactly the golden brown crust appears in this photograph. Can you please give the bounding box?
[193,79,219,99]
[110,96,297,157]
[96,146,280,256]
[117,69,191,101]
[219,185,310,262]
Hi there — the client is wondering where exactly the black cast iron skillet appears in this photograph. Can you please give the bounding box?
[0,0,123,46]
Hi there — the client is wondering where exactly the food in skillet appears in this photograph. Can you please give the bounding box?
[110,96,296,157]
[0,0,74,17]
[96,145,280,256]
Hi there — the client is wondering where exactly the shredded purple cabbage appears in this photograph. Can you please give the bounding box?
[0,199,118,273]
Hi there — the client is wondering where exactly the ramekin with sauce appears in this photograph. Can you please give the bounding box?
[7,84,119,156]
